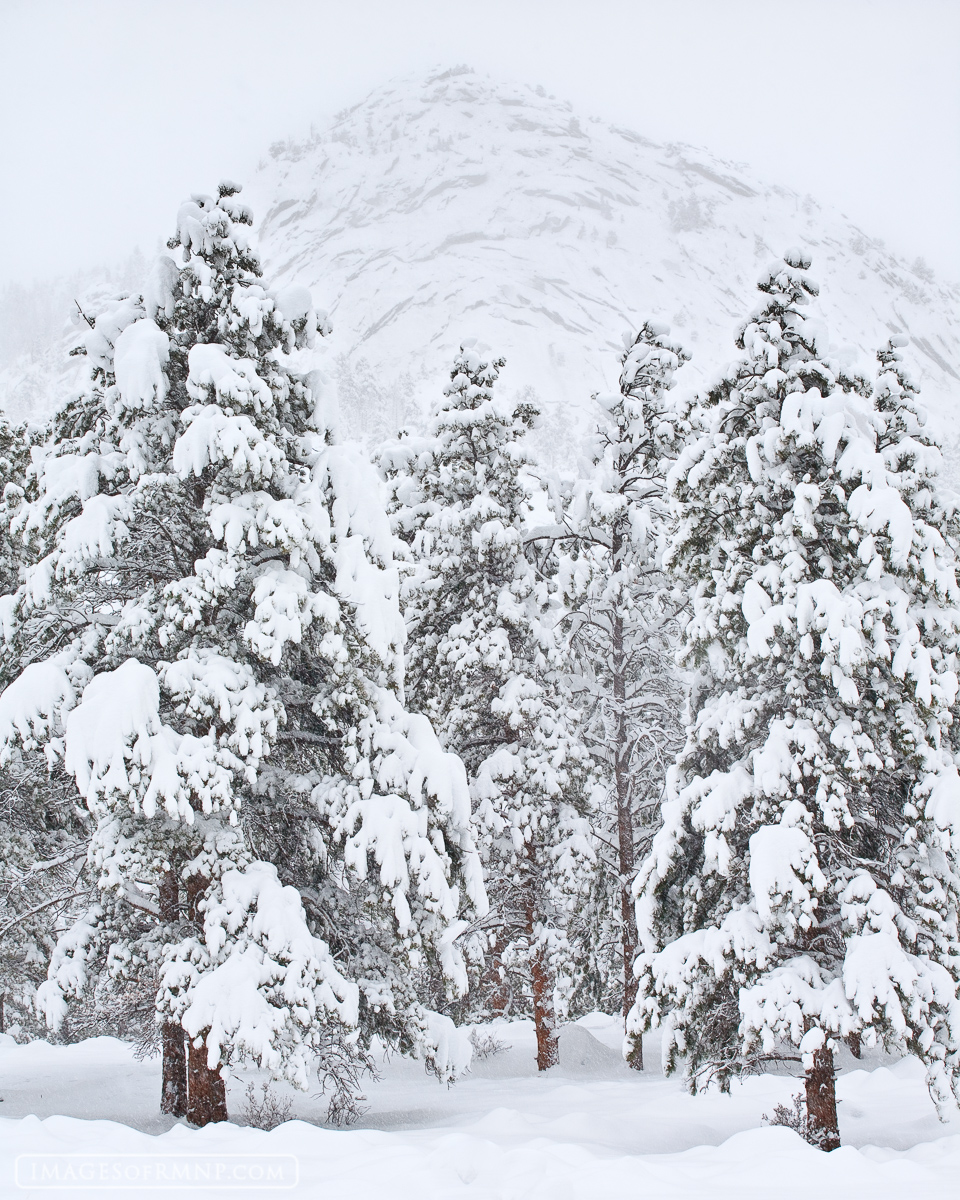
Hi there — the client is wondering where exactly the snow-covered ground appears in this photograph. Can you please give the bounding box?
[1,1015,957,1198]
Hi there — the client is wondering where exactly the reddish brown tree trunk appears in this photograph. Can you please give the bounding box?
[158,866,187,1117]
[187,1035,228,1126]
[847,1031,861,1059]
[181,871,227,1124]
[161,1022,188,1117]
[524,879,558,1071]
[485,930,511,1017]
[185,871,207,923]
[530,946,559,1070]
[805,1043,840,1151]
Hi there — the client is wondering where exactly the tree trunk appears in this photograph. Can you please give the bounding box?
[805,1043,840,1151]
[187,1035,228,1126]
[181,871,227,1124]
[524,880,558,1070]
[846,1031,861,1059]
[161,1022,188,1117]
[530,946,559,1070]
[158,865,187,1117]
[484,929,511,1017]
[611,527,642,1070]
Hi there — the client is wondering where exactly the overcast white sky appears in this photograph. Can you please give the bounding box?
[1,0,958,289]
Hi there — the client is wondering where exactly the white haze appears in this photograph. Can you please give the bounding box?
[0,0,958,290]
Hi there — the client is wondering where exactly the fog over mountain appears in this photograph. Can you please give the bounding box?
[3,66,958,453]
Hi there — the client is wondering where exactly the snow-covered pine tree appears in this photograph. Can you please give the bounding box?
[556,323,689,1061]
[0,183,484,1123]
[383,344,593,1069]
[628,252,960,1149]
[0,411,92,1041]
[0,409,30,687]
[0,410,27,600]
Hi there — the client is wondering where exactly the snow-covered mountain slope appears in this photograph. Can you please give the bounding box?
[3,66,958,455]
[248,65,960,450]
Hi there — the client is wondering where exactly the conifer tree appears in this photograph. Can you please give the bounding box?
[556,323,689,1060]
[0,410,28,601]
[629,253,960,1149]
[0,411,92,1040]
[383,344,593,1069]
[0,184,484,1122]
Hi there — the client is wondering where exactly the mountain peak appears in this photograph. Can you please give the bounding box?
[5,69,958,454]
[246,67,959,450]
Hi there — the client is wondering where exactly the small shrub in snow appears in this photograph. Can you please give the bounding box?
[762,1093,828,1149]
[242,1081,292,1131]
[469,1028,509,1060]
[324,1085,369,1128]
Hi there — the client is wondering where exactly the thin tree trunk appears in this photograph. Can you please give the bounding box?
[187,1035,228,1126]
[525,881,558,1070]
[530,947,559,1070]
[161,1022,188,1117]
[181,871,227,1125]
[805,1043,840,1151]
[846,1031,861,1059]
[158,866,187,1117]
[612,527,642,1070]
[484,929,511,1017]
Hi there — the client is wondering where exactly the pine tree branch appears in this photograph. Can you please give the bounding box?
[277,730,341,746]
[0,890,89,940]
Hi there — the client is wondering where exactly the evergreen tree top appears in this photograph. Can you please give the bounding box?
[441,342,505,410]
[382,343,539,544]
[434,342,537,454]
[588,322,692,483]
